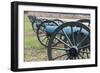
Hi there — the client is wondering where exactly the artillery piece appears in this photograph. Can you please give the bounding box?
[47,22,90,60]
[28,15,90,60]
[28,16,64,46]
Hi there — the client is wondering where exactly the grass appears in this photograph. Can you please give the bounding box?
[24,15,45,49]
[24,16,33,33]
[24,35,44,49]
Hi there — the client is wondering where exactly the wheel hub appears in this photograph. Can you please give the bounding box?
[68,46,78,57]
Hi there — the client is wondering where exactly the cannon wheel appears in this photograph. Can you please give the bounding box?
[48,22,90,60]
[37,20,58,47]
[77,19,90,27]
[53,19,64,25]
[32,19,42,32]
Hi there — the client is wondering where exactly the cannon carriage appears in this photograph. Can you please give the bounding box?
[28,15,90,60]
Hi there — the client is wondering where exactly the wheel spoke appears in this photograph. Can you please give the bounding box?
[45,39,48,45]
[87,54,89,58]
[69,56,73,59]
[79,44,90,49]
[79,27,82,33]
[74,57,77,59]
[77,27,82,45]
[39,34,46,37]
[62,29,73,46]
[66,56,70,60]
[77,34,89,47]
[86,48,90,58]
[39,30,46,35]
[55,37,71,48]
[52,47,69,51]
[81,49,85,55]
[41,37,47,42]
[79,50,90,54]
[39,27,44,31]
[79,54,85,59]
[77,55,80,59]
[53,53,68,60]
[76,31,80,45]
[71,26,75,45]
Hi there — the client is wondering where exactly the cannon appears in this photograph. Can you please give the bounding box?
[28,15,64,47]
[36,19,90,47]
[28,16,47,32]
[28,16,90,60]
[36,21,90,60]
[37,20,59,47]
[47,22,90,60]
[28,16,64,30]
[28,16,61,46]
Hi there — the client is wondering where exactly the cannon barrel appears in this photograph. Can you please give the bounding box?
[45,25,89,35]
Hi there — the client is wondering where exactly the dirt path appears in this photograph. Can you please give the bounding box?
[24,48,48,62]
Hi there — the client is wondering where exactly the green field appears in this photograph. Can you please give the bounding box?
[24,15,45,49]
